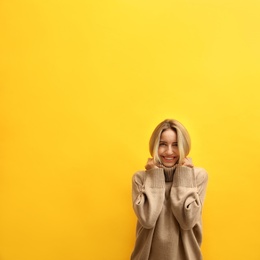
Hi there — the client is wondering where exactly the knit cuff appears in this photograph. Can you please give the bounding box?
[172,166,196,188]
[145,168,165,188]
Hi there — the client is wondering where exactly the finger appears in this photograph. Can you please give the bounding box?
[182,157,193,167]
[187,157,193,164]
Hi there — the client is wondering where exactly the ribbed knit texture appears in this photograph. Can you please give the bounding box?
[131,166,208,260]
[145,168,165,188]
[172,166,196,187]
[163,165,177,182]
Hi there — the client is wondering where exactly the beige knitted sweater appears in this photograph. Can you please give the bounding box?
[131,165,208,260]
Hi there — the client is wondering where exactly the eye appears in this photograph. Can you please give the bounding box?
[172,143,178,147]
[159,142,166,146]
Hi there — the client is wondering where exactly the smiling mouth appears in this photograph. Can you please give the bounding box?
[163,157,176,161]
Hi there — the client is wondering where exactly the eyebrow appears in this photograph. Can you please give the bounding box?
[159,141,178,144]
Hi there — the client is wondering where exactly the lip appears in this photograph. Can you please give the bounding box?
[162,156,176,161]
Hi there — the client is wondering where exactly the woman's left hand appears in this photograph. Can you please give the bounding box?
[181,157,194,168]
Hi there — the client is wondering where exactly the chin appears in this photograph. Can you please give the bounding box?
[163,163,176,168]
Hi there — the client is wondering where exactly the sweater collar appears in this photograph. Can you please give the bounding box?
[162,164,178,182]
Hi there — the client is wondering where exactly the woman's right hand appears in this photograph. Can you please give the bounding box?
[145,158,159,170]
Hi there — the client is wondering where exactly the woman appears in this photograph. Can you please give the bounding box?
[131,119,208,260]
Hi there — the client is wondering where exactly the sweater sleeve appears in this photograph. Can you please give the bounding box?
[170,166,208,230]
[132,168,165,229]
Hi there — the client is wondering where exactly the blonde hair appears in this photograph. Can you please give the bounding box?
[149,119,191,165]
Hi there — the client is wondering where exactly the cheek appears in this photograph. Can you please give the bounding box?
[157,147,163,156]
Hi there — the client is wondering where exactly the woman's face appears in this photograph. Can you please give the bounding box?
[158,128,179,167]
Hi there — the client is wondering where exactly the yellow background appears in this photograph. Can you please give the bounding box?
[1,0,260,259]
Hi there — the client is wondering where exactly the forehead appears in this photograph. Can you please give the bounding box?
[160,129,177,141]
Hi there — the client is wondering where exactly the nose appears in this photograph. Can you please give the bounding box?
[165,145,174,155]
